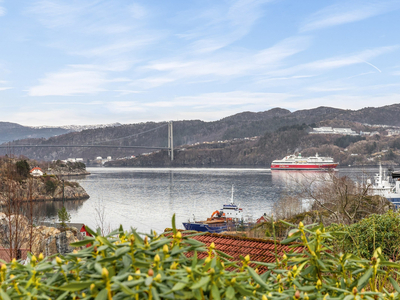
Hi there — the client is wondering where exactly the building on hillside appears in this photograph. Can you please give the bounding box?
[387,129,400,136]
[65,223,93,237]
[256,213,269,224]
[30,167,43,177]
[310,127,358,135]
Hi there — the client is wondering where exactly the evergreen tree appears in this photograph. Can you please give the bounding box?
[58,206,71,229]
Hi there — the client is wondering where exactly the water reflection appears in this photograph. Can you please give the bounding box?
[271,169,336,186]
[7,199,88,223]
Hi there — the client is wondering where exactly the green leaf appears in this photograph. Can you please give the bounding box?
[215,249,234,260]
[380,261,400,268]
[357,268,373,288]
[0,289,11,300]
[70,238,95,247]
[246,266,269,289]
[95,288,108,300]
[297,285,316,292]
[172,278,189,291]
[172,214,177,235]
[389,277,400,293]
[152,287,160,300]
[234,284,253,296]
[191,276,210,290]
[226,286,235,300]
[118,282,136,295]
[58,281,92,291]
[97,236,113,247]
[280,235,300,244]
[56,291,69,300]
[145,276,153,286]
[84,225,97,237]
[211,283,221,300]
[316,259,327,270]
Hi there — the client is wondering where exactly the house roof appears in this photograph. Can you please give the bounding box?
[30,167,43,172]
[175,231,304,273]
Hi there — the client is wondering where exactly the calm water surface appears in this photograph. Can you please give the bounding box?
[58,167,379,233]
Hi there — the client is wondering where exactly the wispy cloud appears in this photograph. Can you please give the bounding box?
[284,94,400,111]
[300,1,400,32]
[106,101,145,113]
[145,91,296,109]
[269,46,397,77]
[28,68,108,96]
[179,0,273,53]
[0,0,6,16]
[138,36,310,88]
[0,87,12,91]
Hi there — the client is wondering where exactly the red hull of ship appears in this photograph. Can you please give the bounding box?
[270,163,338,170]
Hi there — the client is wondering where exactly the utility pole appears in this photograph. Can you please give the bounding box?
[62,179,65,207]
[168,121,174,161]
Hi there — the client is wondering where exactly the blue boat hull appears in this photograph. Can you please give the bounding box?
[182,222,228,233]
[388,197,400,209]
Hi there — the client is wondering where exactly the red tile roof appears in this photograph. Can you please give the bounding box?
[30,167,43,172]
[181,232,304,274]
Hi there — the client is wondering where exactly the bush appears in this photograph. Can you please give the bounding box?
[45,179,58,194]
[328,210,400,260]
[15,160,30,179]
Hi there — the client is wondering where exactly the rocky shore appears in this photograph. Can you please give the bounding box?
[46,162,90,176]
[0,176,89,204]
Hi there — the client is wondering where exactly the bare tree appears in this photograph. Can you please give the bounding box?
[282,170,388,225]
[0,155,43,260]
[93,198,111,236]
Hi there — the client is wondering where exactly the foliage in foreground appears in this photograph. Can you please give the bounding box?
[1,216,400,299]
[328,210,400,261]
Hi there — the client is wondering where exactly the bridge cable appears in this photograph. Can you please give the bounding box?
[90,123,168,145]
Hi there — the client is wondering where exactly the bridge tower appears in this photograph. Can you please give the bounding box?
[168,121,174,161]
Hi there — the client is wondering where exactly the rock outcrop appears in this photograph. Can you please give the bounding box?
[0,213,85,257]
[0,176,89,205]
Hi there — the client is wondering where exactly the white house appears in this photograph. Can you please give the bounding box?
[30,167,43,177]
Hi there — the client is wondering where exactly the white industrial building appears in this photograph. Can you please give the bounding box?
[310,127,358,135]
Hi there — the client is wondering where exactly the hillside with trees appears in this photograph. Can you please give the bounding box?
[3,104,400,162]
[106,122,400,167]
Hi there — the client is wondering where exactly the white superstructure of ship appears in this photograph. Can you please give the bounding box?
[368,164,400,209]
[271,153,338,170]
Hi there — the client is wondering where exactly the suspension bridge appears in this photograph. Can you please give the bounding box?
[0,121,175,161]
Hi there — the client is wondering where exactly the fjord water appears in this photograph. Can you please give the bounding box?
[60,167,376,233]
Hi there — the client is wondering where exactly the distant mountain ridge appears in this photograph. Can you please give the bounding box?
[31,123,122,132]
[2,104,400,161]
[0,122,123,144]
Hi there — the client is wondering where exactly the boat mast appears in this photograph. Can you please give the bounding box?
[230,185,234,204]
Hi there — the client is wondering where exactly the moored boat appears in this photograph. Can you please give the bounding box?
[368,164,400,209]
[182,186,245,233]
[271,153,338,170]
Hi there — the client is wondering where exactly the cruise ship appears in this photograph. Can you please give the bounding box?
[271,153,338,170]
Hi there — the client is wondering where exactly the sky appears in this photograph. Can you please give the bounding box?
[1,0,400,126]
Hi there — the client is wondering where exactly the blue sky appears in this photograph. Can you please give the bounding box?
[1,0,400,126]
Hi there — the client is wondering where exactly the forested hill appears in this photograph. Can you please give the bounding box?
[3,104,400,161]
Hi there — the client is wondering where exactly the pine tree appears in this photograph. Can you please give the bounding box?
[58,206,71,229]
